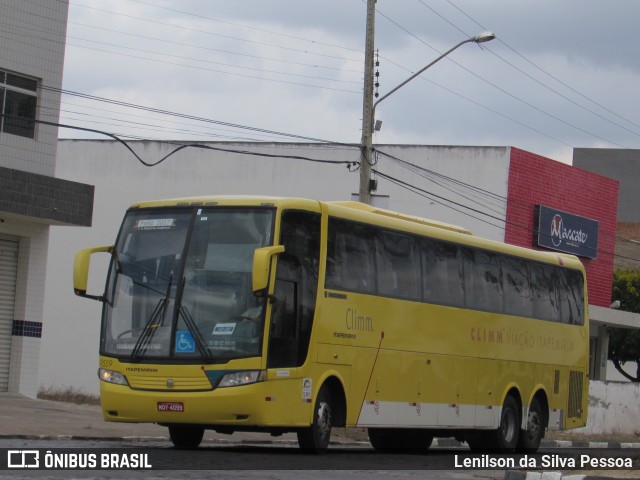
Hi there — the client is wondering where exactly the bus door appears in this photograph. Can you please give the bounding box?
[263,211,320,419]
[267,253,303,368]
[266,210,320,370]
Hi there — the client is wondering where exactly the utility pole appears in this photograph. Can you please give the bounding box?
[359,0,376,205]
[358,1,494,206]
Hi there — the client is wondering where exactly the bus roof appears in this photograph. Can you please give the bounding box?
[128,195,320,210]
[126,195,584,272]
[328,201,473,235]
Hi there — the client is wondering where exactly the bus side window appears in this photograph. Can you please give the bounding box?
[462,248,503,313]
[376,230,420,301]
[421,239,464,308]
[530,263,561,323]
[501,256,533,318]
[326,218,376,294]
[326,227,346,290]
[566,270,585,325]
[558,269,584,325]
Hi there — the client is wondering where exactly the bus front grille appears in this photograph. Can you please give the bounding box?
[127,375,212,391]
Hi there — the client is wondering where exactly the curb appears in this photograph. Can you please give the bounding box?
[504,471,626,480]
[433,438,640,449]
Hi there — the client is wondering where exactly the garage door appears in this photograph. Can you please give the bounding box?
[0,239,18,391]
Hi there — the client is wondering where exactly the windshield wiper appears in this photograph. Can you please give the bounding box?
[130,276,172,362]
[177,305,213,361]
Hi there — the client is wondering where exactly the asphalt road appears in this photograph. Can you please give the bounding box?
[0,438,506,479]
[0,394,637,478]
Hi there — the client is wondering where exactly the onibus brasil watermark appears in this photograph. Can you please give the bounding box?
[455,453,634,469]
[7,450,151,470]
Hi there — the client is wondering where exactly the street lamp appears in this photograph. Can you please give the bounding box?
[358,31,496,205]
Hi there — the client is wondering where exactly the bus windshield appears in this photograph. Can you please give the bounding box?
[101,207,274,362]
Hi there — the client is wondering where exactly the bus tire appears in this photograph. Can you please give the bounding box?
[168,425,204,449]
[517,397,544,453]
[491,395,520,452]
[368,428,434,452]
[297,386,333,453]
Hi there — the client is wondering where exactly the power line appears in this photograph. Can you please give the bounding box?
[378,149,506,217]
[40,85,361,146]
[126,0,363,55]
[443,0,640,134]
[373,166,640,266]
[17,0,364,75]
[66,21,363,74]
[371,140,639,263]
[376,147,640,251]
[50,104,291,142]
[4,114,360,170]
[0,25,362,94]
[67,0,363,63]
[421,0,640,179]
[424,0,640,140]
[377,2,639,150]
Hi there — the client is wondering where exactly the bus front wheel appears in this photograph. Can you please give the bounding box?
[168,425,204,449]
[297,386,333,453]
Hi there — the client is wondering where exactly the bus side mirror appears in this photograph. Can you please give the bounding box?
[252,245,285,295]
[73,245,113,301]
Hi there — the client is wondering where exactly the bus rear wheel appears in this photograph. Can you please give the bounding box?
[168,425,204,449]
[368,428,434,452]
[517,398,544,453]
[491,395,520,452]
[297,386,333,453]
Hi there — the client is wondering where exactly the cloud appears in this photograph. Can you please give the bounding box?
[60,0,640,163]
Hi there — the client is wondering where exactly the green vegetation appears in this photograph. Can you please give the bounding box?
[609,269,640,382]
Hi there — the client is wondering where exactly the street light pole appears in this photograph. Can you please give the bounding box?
[358,30,496,205]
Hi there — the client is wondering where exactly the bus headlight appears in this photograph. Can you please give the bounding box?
[98,368,129,386]
[217,370,265,388]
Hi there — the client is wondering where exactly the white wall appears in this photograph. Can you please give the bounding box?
[41,140,510,393]
[575,381,640,436]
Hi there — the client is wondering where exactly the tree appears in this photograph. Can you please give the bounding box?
[608,269,640,382]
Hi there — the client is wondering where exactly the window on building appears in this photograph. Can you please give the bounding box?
[0,69,38,138]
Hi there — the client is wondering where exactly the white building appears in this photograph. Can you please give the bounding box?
[0,0,93,396]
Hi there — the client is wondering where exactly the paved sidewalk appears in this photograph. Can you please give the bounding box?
[0,393,298,444]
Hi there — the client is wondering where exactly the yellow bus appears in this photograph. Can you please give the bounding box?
[73,196,588,452]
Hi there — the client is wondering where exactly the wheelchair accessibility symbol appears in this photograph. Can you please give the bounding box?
[175,331,195,353]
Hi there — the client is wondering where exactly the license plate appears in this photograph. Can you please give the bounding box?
[157,402,184,412]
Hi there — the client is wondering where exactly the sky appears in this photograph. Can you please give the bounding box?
[58,0,640,164]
